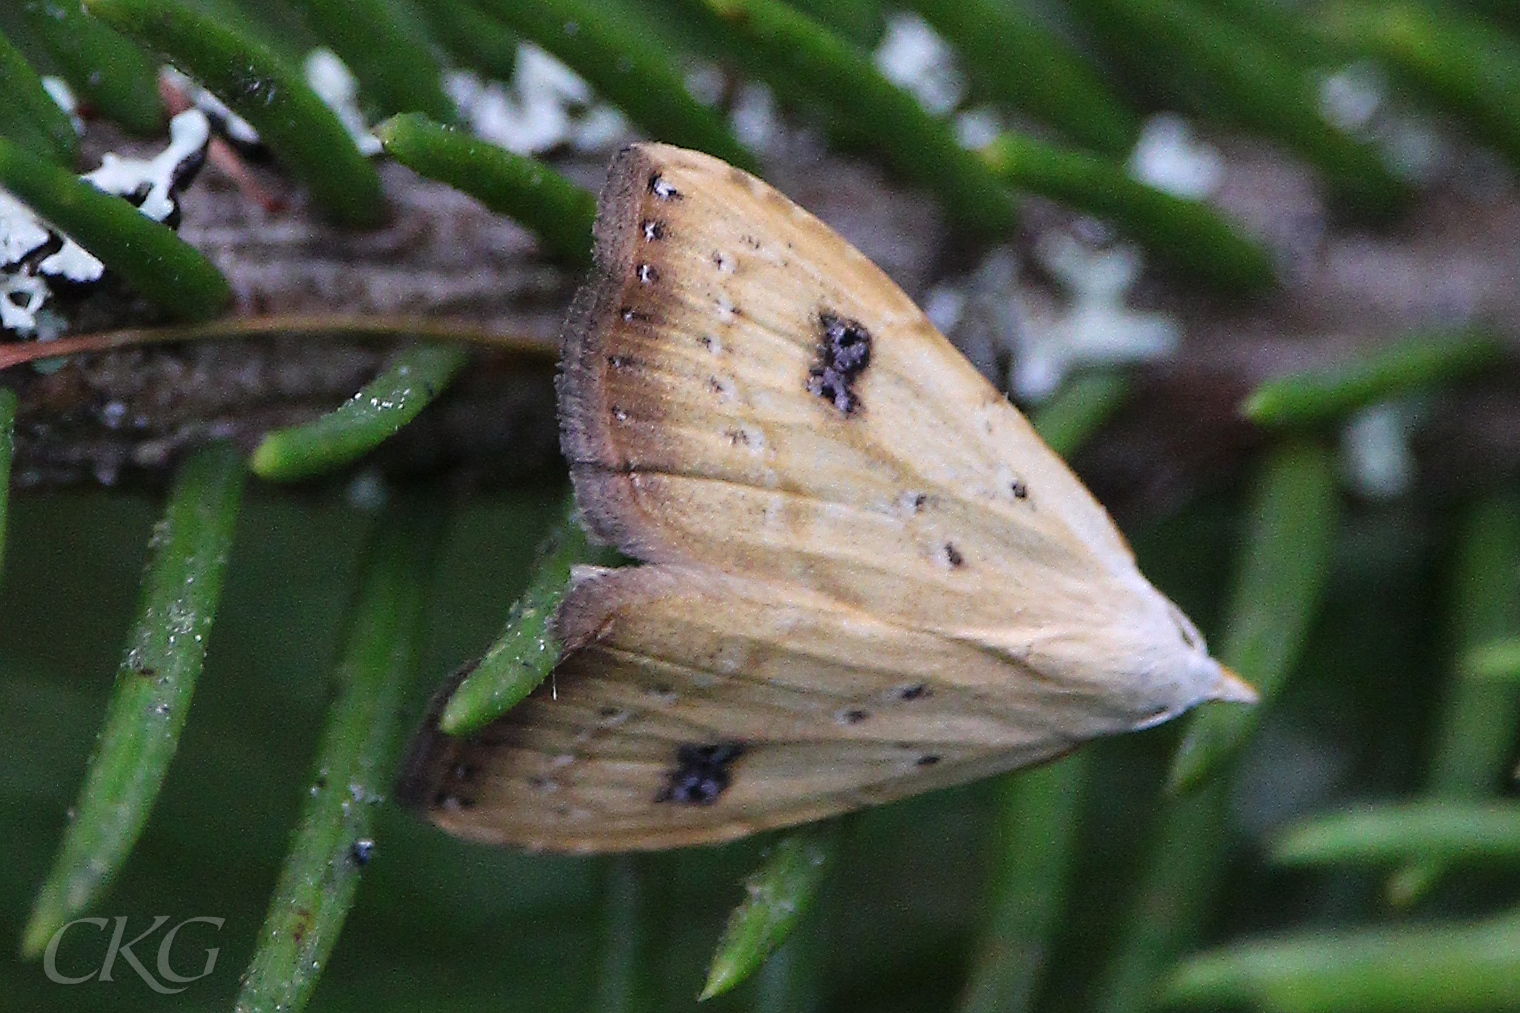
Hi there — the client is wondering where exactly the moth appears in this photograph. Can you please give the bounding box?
[398,143,1255,853]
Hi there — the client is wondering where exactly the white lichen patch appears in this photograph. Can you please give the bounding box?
[1316,61,1467,187]
[447,69,554,154]
[1380,113,1452,186]
[0,189,52,267]
[954,105,1004,152]
[161,67,261,147]
[1127,113,1223,200]
[941,246,1023,383]
[874,12,966,116]
[1318,62,1385,135]
[36,241,105,284]
[730,82,781,154]
[1,108,212,337]
[568,104,632,152]
[83,108,211,223]
[1013,232,1180,402]
[517,42,593,107]
[683,62,726,107]
[0,186,99,332]
[0,274,49,334]
[41,76,83,135]
[305,47,382,157]
[1341,400,1416,499]
[447,43,631,156]
[922,284,967,335]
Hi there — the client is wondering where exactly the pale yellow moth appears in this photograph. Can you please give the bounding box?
[398,143,1256,853]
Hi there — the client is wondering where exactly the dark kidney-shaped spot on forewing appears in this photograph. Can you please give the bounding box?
[807,311,872,415]
[656,742,746,805]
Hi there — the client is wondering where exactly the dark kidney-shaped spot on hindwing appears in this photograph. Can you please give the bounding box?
[655,742,746,805]
[807,311,872,415]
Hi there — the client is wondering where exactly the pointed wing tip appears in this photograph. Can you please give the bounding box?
[1212,665,1259,704]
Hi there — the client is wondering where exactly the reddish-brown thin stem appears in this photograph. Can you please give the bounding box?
[160,76,289,214]
[0,315,553,370]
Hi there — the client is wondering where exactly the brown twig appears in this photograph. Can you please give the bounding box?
[0,315,553,371]
[159,75,288,214]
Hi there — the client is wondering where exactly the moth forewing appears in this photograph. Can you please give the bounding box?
[401,142,1254,853]
[568,151,1112,534]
